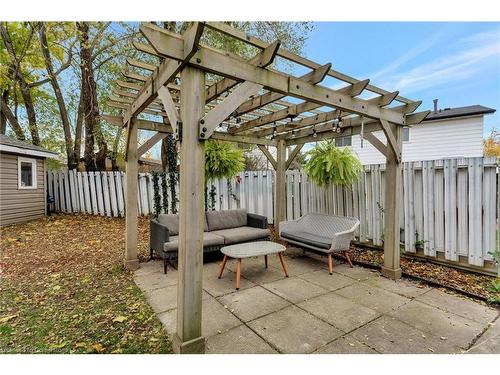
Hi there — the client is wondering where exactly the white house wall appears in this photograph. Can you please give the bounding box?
[349,115,485,164]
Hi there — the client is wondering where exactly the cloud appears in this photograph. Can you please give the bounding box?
[374,28,500,95]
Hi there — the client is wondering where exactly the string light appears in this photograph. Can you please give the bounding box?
[312,127,317,138]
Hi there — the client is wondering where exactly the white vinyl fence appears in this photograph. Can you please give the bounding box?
[48,156,498,269]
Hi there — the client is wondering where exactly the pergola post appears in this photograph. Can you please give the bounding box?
[124,118,139,270]
[173,66,206,354]
[381,122,403,280]
[274,139,287,234]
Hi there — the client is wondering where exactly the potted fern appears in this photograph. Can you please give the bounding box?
[204,141,245,210]
[304,140,362,187]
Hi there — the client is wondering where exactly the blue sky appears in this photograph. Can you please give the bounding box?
[299,22,500,136]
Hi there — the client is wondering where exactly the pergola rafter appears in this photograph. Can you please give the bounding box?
[103,21,430,354]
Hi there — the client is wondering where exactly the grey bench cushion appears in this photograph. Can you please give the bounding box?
[163,232,224,252]
[211,226,270,245]
[205,208,247,231]
[281,231,331,250]
[158,213,208,235]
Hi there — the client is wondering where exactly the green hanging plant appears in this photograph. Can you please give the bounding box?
[166,135,178,214]
[151,171,162,218]
[205,141,245,181]
[304,140,362,187]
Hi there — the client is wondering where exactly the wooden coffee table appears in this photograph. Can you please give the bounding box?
[218,241,289,290]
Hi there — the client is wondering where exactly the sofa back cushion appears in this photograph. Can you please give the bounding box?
[158,214,209,234]
[205,209,247,231]
[158,214,179,235]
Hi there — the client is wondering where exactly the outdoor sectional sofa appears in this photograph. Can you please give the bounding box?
[150,208,270,273]
[279,213,360,274]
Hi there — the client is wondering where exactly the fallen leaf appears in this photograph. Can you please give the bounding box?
[92,343,105,353]
[113,316,127,323]
[440,336,447,340]
[0,314,17,323]
[50,342,67,349]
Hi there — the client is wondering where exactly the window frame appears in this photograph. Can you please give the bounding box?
[335,135,352,147]
[18,157,37,190]
[402,126,411,143]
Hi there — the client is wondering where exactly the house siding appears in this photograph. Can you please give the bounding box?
[0,152,46,226]
[349,115,484,165]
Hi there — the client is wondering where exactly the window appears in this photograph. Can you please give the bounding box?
[402,127,410,142]
[335,135,352,147]
[18,157,37,189]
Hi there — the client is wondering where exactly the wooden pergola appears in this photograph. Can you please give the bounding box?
[103,22,429,353]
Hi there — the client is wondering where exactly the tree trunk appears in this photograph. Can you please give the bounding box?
[0,89,9,135]
[0,23,40,145]
[0,91,25,140]
[38,22,77,169]
[77,22,99,171]
[74,92,84,163]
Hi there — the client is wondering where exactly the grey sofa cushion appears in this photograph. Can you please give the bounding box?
[281,231,331,250]
[163,232,224,252]
[158,214,179,235]
[158,214,208,234]
[211,226,270,245]
[205,209,247,231]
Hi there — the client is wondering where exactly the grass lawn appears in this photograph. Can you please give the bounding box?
[0,214,172,354]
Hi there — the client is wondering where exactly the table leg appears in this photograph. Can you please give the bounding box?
[236,258,241,290]
[218,255,228,279]
[264,254,268,269]
[278,252,289,277]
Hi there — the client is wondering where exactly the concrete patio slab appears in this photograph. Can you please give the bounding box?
[278,256,325,276]
[298,270,358,291]
[134,259,499,354]
[298,293,381,332]
[134,269,177,292]
[467,318,500,354]
[335,282,411,313]
[364,275,430,298]
[389,300,486,349]
[415,288,498,324]
[158,297,241,339]
[262,276,328,303]
[203,268,256,297]
[248,305,343,353]
[206,324,277,354]
[350,315,459,353]
[333,264,380,281]
[218,286,290,322]
[314,336,378,354]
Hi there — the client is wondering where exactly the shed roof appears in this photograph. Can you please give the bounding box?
[0,134,58,158]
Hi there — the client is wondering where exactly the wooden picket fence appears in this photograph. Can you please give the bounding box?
[47,156,498,269]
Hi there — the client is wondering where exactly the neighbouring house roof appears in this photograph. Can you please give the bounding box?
[424,105,496,121]
[0,134,58,159]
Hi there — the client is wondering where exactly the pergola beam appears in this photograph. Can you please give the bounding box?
[257,144,277,170]
[363,131,388,156]
[285,144,304,170]
[137,23,406,125]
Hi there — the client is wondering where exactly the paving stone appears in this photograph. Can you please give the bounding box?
[248,305,342,353]
[467,319,500,354]
[283,256,326,276]
[218,286,290,322]
[299,270,357,291]
[158,297,241,338]
[206,325,277,354]
[134,260,163,276]
[240,264,288,284]
[350,315,459,354]
[416,288,498,324]
[389,300,486,349]
[298,293,381,332]
[333,264,380,281]
[144,285,178,314]
[262,276,328,303]
[364,276,430,298]
[133,270,177,292]
[314,336,378,354]
[335,283,411,313]
[203,269,256,297]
